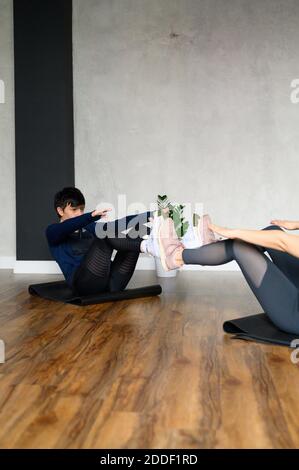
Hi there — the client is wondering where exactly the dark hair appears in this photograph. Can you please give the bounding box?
[54,187,85,218]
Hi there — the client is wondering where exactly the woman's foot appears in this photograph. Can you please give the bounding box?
[198,214,218,245]
[158,217,185,271]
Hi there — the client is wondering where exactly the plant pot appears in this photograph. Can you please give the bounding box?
[155,257,177,277]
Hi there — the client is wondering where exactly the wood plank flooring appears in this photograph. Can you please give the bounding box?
[0,269,298,449]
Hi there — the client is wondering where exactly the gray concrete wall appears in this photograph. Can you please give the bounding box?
[0,0,15,259]
[73,0,299,229]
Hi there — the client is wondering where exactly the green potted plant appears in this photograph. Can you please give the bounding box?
[157,195,190,237]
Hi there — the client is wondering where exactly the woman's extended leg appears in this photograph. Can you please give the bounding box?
[182,236,299,335]
[257,225,299,289]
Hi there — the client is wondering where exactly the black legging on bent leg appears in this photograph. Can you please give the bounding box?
[182,225,299,335]
[71,212,152,296]
[71,235,143,296]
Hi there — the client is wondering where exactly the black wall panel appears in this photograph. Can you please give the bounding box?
[14,0,74,260]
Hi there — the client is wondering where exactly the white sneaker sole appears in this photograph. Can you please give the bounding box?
[150,215,161,258]
[158,220,170,272]
[197,214,217,245]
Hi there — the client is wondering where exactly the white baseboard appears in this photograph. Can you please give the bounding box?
[13,261,62,274]
[181,261,239,271]
[137,257,239,271]
[3,257,240,273]
[0,257,16,269]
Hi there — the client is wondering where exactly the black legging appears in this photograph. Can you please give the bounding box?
[182,225,299,335]
[71,213,151,296]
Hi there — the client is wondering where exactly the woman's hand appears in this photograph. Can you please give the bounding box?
[270,219,298,230]
[91,208,112,219]
[208,221,236,239]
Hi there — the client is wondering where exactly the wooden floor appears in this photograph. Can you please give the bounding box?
[0,268,299,449]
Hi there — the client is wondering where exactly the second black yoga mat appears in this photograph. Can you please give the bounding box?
[28,280,162,306]
[223,313,299,348]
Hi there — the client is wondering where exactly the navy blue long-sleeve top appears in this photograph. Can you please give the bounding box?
[45,211,152,287]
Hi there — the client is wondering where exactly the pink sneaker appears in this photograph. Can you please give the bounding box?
[198,214,217,245]
[158,217,185,271]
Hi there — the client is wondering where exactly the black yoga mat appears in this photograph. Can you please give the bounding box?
[28,280,162,306]
[223,313,299,348]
